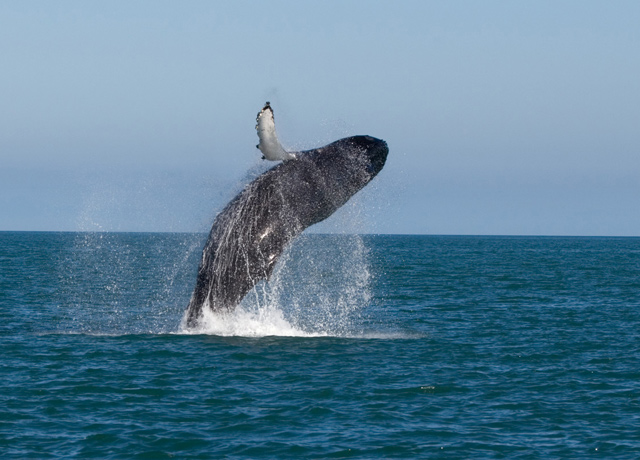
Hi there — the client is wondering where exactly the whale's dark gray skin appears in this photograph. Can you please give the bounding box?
[185,135,388,328]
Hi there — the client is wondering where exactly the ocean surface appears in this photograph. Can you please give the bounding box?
[1,232,639,459]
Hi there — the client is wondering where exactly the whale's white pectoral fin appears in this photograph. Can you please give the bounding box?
[255,102,297,161]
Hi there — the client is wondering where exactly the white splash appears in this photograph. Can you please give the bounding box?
[179,303,326,337]
[180,234,373,338]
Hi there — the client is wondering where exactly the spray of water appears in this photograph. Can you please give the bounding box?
[180,233,372,337]
[59,213,376,337]
[60,133,385,337]
[57,231,203,335]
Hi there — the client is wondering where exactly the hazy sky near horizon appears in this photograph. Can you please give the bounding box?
[1,1,639,235]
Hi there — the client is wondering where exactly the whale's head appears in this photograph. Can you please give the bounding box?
[323,135,389,189]
[273,135,389,227]
[290,135,388,218]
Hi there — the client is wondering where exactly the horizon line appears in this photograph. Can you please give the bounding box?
[1,230,639,239]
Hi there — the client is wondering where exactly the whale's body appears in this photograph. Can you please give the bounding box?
[184,135,388,328]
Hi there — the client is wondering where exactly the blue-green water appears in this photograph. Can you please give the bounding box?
[1,232,640,458]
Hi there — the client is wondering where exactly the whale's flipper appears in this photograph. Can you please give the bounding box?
[255,102,297,161]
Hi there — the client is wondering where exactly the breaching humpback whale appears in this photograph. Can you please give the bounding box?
[184,103,388,328]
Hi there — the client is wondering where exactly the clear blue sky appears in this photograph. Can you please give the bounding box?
[1,1,639,235]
